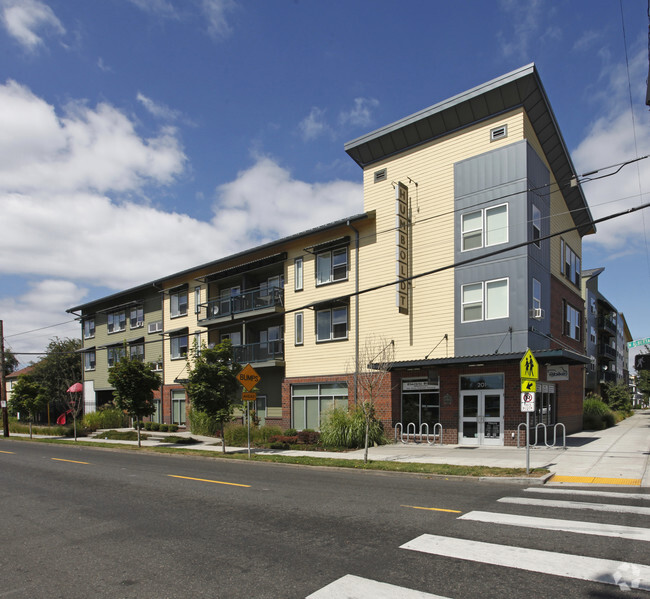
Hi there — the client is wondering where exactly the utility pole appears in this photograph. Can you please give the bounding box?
[1,320,9,437]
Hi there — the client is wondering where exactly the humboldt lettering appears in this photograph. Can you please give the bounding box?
[395,181,409,315]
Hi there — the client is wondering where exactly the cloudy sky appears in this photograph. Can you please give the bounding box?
[1,0,649,366]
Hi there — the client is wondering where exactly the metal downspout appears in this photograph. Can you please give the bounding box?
[347,220,360,405]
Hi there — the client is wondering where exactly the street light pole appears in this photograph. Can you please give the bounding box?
[1,320,9,437]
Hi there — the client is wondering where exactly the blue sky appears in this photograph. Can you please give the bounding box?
[1,0,649,367]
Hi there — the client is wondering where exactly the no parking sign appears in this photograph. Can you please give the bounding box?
[520,392,535,412]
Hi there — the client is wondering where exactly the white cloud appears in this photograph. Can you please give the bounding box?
[200,0,236,40]
[497,0,554,60]
[339,97,379,129]
[0,0,65,52]
[572,50,650,253]
[0,80,187,194]
[137,92,181,121]
[127,0,177,17]
[299,107,329,141]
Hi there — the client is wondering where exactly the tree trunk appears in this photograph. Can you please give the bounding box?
[29,420,33,439]
[364,419,370,464]
[220,421,226,453]
[137,421,141,447]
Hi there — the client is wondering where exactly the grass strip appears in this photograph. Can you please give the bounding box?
[1,436,548,477]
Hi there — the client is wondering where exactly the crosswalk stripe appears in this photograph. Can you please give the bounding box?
[459,510,650,542]
[524,487,650,501]
[401,534,650,591]
[305,574,450,598]
[498,496,650,516]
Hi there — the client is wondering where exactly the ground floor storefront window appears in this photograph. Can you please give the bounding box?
[291,382,347,430]
[400,379,440,433]
[171,389,186,425]
[459,373,504,445]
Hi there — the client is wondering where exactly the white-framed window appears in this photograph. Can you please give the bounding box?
[221,331,242,346]
[461,278,509,322]
[130,305,144,329]
[107,311,126,334]
[148,320,163,334]
[170,289,188,318]
[295,312,304,346]
[83,318,95,339]
[107,345,125,367]
[316,248,348,285]
[170,334,188,359]
[564,302,581,341]
[194,286,201,314]
[291,382,348,430]
[294,257,303,291]
[171,389,186,425]
[129,343,144,361]
[316,306,348,341]
[532,278,542,311]
[461,204,508,251]
[562,241,581,287]
[84,350,95,371]
[532,205,541,247]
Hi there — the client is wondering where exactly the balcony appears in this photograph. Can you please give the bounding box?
[232,340,284,367]
[599,371,617,384]
[197,287,284,325]
[598,343,617,360]
[597,315,617,336]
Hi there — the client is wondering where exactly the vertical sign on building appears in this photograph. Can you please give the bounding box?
[396,182,409,314]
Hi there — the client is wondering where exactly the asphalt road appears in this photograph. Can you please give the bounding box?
[0,439,648,598]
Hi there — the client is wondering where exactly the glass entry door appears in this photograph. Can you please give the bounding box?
[459,390,503,445]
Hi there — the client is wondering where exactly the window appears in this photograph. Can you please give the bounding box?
[170,333,188,359]
[171,390,186,425]
[221,331,241,346]
[562,241,581,287]
[590,326,597,345]
[129,343,144,361]
[130,305,144,329]
[107,345,125,367]
[294,257,303,291]
[291,383,348,430]
[316,306,348,341]
[461,279,509,322]
[532,205,541,247]
[532,278,542,311]
[295,312,304,346]
[194,332,202,354]
[170,289,188,318]
[194,287,201,314]
[107,310,126,333]
[564,302,582,341]
[84,351,95,371]
[316,248,347,285]
[83,319,95,339]
[461,204,508,251]
[148,320,163,334]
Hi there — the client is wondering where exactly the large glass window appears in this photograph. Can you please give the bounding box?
[291,383,348,430]
[84,350,95,371]
[316,248,347,285]
[562,241,581,287]
[564,302,581,341]
[401,380,440,431]
[170,289,188,318]
[107,310,126,333]
[461,204,508,251]
[129,343,144,361]
[107,345,125,367]
[171,390,186,425]
[130,305,144,329]
[485,278,508,320]
[316,306,348,341]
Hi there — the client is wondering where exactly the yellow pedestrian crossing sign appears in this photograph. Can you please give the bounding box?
[520,349,539,381]
[521,379,536,393]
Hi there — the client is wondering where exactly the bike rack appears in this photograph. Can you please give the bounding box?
[516,422,527,449]
[394,422,443,445]
[517,422,567,449]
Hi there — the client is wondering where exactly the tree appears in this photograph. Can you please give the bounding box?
[185,340,240,453]
[602,381,632,413]
[31,337,82,417]
[354,337,394,464]
[10,375,47,438]
[637,370,650,405]
[2,348,19,377]
[108,350,161,447]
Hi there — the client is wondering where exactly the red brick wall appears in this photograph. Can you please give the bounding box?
[550,276,585,353]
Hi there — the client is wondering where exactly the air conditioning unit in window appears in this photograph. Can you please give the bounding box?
[529,308,544,319]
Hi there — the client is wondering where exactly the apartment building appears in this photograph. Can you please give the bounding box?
[68,64,595,445]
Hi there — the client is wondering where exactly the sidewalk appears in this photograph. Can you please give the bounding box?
[8,410,650,487]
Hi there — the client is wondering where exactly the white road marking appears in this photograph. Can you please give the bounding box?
[459,510,650,542]
[498,496,650,515]
[400,534,650,590]
[524,487,650,501]
[305,574,450,599]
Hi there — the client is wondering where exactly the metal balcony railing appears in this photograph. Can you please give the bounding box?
[598,343,617,360]
[597,316,617,335]
[232,340,284,364]
[197,287,283,323]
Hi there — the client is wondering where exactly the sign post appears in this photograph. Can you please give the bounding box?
[520,349,539,475]
[237,364,261,459]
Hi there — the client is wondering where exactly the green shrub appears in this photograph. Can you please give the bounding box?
[94,430,146,441]
[151,422,160,431]
[320,404,386,449]
[162,435,198,444]
[224,424,249,446]
[160,424,169,432]
[257,425,283,442]
[188,408,221,436]
[82,407,128,432]
[8,421,68,436]
[583,395,615,430]
[144,421,153,430]
[168,424,179,433]
[284,428,297,436]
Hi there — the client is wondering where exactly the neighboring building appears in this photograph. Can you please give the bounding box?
[5,364,36,406]
[68,64,595,445]
[582,268,632,396]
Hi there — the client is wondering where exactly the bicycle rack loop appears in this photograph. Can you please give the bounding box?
[394,422,443,446]
[517,422,567,449]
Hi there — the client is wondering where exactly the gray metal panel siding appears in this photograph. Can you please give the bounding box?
[454,141,552,356]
